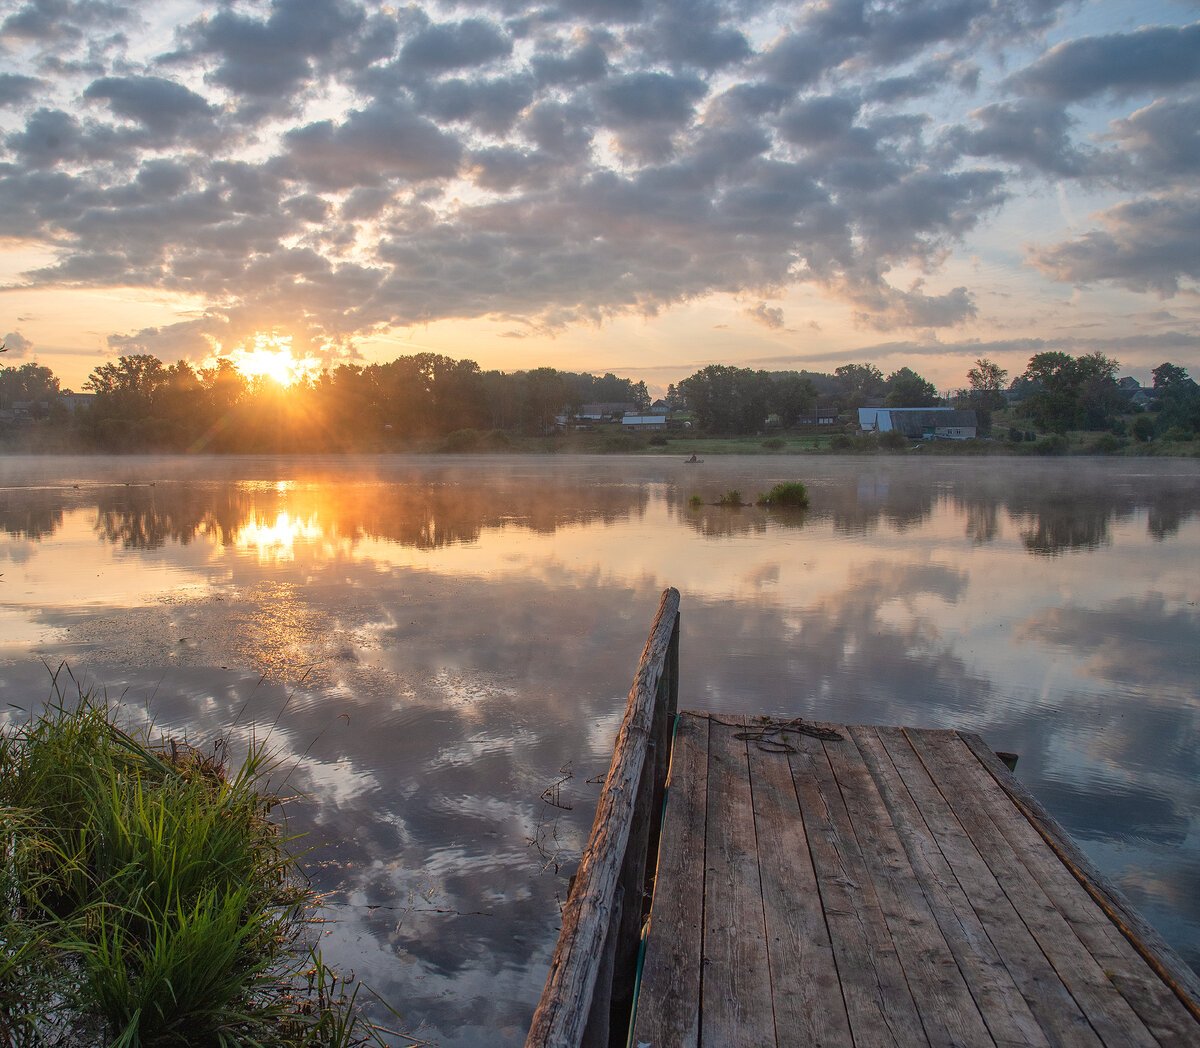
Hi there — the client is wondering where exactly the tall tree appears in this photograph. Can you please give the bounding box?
[1022,351,1121,432]
[833,363,884,411]
[769,373,818,427]
[1152,362,1190,389]
[1150,362,1200,437]
[967,358,1008,410]
[679,365,770,434]
[884,367,940,408]
[0,362,60,415]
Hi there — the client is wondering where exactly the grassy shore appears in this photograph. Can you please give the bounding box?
[423,425,1200,457]
[0,691,379,1048]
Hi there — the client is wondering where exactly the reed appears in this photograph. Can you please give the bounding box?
[756,481,810,508]
[0,690,376,1048]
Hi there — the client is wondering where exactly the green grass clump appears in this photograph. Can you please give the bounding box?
[757,481,810,509]
[717,490,744,506]
[0,690,376,1048]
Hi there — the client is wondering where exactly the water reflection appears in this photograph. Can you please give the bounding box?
[2,454,1199,1043]
[3,455,1199,557]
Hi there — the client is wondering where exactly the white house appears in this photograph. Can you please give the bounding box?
[620,414,668,430]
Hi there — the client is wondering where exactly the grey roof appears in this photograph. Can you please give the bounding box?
[890,409,977,436]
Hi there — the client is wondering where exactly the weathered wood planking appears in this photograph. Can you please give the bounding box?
[525,587,680,1048]
[629,713,1200,1048]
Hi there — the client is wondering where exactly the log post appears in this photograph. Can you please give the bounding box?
[525,588,681,1048]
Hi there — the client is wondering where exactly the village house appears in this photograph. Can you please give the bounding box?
[858,406,979,440]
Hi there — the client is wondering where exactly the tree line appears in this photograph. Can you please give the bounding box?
[1,349,1197,450]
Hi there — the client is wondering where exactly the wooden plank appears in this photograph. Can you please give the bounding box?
[746,726,853,1048]
[822,727,995,1048]
[630,712,709,1048]
[701,716,777,1047]
[905,729,1159,1048]
[850,726,1051,1048]
[788,729,926,1048]
[526,587,680,1048]
[876,726,1103,1048]
[958,732,1200,1041]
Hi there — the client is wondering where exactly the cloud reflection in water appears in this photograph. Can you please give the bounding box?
[1,454,1199,1039]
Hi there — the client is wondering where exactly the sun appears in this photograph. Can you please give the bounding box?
[229,333,319,388]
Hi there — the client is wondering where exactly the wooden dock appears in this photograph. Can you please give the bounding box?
[526,589,1200,1048]
[631,712,1200,1047]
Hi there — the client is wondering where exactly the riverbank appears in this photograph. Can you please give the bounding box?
[0,690,378,1048]
[420,427,1200,457]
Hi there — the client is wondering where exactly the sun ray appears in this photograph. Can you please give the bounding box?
[226,333,321,388]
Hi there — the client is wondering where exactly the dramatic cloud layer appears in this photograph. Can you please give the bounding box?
[1,0,1198,376]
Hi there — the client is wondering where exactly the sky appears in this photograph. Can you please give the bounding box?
[1,0,1198,396]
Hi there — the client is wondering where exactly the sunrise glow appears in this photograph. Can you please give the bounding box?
[225,334,322,388]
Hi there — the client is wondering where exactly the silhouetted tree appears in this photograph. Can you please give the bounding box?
[884,367,940,407]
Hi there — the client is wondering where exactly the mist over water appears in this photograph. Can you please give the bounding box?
[2,454,1198,1045]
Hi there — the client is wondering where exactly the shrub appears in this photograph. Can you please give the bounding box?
[647,433,669,446]
[829,434,853,451]
[1131,415,1155,442]
[761,437,785,450]
[441,428,481,452]
[757,481,809,509]
[1091,433,1124,454]
[1031,434,1069,455]
[878,429,908,451]
[602,433,643,452]
[717,490,744,506]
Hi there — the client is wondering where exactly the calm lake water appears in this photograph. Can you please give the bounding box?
[2,453,1198,1044]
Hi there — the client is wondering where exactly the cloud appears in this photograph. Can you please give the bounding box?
[83,76,216,137]
[411,75,534,135]
[276,101,463,189]
[2,0,133,44]
[1008,22,1200,102]
[1,0,1196,359]
[3,107,133,169]
[744,302,784,329]
[1104,96,1200,187]
[2,331,34,357]
[942,99,1094,176]
[1030,192,1200,296]
[398,18,512,75]
[0,72,42,106]
[165,0,372,110]
[848,282,978,331]
[531,36,610,86]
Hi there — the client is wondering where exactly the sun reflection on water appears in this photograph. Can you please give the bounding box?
[235,511,325,562]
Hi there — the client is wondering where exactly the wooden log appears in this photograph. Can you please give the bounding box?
[581,886,622,1048]
[525,587,681,1048]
